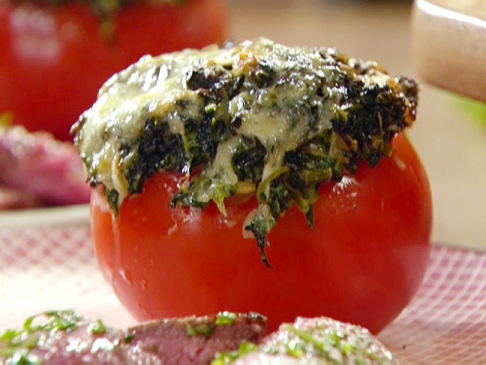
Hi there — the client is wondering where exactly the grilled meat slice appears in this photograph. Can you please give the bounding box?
[0,310,126,365]
[0,126,90,207]
[123,312,267,364]
[0,310,267,365]
[213,316,397,364]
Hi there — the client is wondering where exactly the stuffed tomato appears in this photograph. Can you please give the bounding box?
[74,38,433,333]
[0,0,228,140]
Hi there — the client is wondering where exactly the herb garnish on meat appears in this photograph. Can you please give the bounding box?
[0,310,108,364]
[211,317,396,364]
[73,38,418,266]
[0,310,266,364]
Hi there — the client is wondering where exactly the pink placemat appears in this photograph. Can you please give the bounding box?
[0,224,485,364]
[380,244,486,364]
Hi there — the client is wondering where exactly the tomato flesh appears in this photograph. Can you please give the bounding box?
[0,0,228,140]
[91,133,432,333]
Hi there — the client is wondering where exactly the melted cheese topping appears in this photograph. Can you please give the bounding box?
[75,38,397,207]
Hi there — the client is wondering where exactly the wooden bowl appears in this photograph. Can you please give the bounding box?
[412,0,486,101]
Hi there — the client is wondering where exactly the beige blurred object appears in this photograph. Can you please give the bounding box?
[227,0,486,251]
[412,0,486,102]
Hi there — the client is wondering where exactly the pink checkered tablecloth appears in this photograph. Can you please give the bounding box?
[0,222,485,364]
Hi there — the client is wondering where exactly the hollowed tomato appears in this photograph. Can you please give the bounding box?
[0,0,228,141]
[91,132,432,333]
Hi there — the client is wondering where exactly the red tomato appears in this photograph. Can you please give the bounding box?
[91,132,432,333]
[0,0,228,141]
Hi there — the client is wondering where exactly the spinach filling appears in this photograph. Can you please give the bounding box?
[73,38,418,267]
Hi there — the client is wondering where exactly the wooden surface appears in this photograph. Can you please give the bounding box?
[412,0,486,102]
[227,0,486,251]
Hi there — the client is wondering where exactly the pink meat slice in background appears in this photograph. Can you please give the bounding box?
[0,126,90,208]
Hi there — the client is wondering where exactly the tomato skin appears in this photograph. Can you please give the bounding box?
[91,133,432,333]
[0,0,228,141]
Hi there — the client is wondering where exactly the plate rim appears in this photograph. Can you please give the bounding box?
[0,204,90,229]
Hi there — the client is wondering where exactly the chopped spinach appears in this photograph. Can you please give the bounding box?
[74,38,418,267]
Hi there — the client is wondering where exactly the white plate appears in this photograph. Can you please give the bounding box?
[0,204,90,229]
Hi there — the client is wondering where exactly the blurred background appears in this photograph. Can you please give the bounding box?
[226,0,486,250]
[1,0,484,250]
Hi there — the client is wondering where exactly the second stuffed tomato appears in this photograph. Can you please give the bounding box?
[0,0,229,140]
